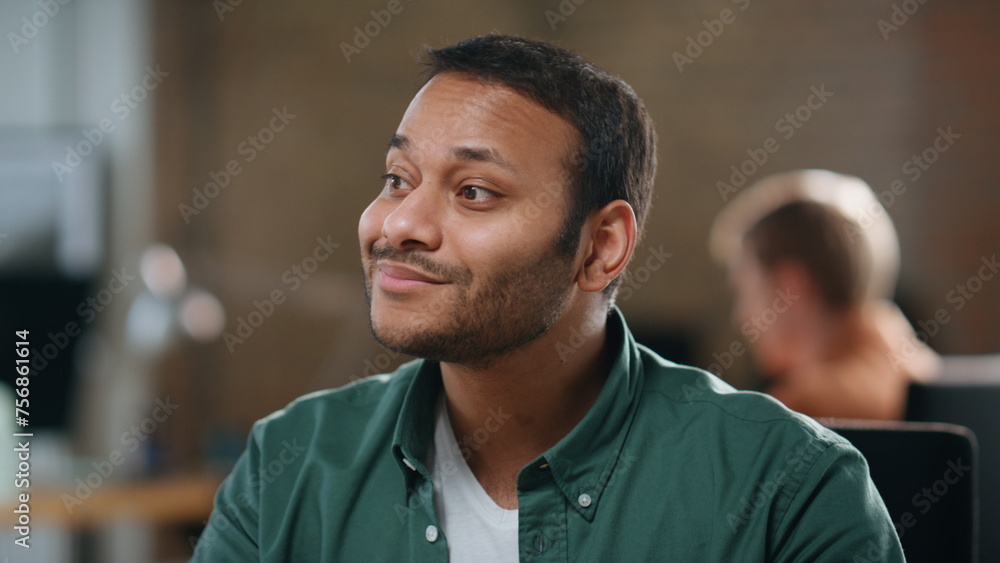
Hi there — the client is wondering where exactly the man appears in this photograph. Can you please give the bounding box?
[194,37,902,561]
[709,170,939,420]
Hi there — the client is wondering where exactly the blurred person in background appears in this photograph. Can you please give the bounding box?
[710,169,940,420]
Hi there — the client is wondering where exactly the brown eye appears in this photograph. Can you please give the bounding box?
[381,173,408,192]
[461,186,496,201]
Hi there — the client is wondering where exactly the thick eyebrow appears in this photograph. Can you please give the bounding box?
[451,145,514,171]
[386,134,410,154]
[386,134,515,172]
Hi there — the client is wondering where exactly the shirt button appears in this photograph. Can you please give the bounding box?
[578,493,592,508]
[425,525,439,543]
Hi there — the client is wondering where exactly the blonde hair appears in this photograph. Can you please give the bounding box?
[709,169,900,302]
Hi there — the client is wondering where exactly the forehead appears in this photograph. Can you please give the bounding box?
[392,73,579,169]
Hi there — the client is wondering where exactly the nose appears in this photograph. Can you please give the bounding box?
[381,186,443,251]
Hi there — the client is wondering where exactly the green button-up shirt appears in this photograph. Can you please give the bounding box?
[193,308,903,562]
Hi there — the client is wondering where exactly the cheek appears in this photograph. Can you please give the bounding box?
[444,215,520,270]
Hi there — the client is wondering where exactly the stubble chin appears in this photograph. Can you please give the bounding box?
[362,240,577,369]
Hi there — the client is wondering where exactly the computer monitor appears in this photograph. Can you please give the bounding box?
[0,129,106,430]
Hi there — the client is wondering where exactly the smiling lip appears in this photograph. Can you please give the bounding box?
[376,261,447,292]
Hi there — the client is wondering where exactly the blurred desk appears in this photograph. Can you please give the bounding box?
[1,473,222,528]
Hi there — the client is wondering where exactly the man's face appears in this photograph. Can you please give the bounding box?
[358,72,583,368]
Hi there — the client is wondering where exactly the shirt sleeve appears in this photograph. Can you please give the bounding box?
[191,426,262,562]
[770,441,904,562]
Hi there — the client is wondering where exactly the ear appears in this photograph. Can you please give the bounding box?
[577,200,637,293]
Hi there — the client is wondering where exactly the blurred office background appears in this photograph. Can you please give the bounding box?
[0,0,998,561]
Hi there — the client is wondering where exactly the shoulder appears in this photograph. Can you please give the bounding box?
[633,347,894,547]
[248,358,423,444]
[636,343,851,461]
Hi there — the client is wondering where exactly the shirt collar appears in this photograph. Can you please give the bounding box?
[391,359,442,487]
[391,307,644,521]
[527,307,644,521]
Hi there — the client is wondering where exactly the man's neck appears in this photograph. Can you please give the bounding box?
[438,305,614,509]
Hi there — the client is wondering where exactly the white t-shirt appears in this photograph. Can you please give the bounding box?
[428,399,519,562]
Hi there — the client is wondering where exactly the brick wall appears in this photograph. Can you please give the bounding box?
[153,0,1000,464]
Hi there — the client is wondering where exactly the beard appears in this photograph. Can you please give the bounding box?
[362,239,577,370]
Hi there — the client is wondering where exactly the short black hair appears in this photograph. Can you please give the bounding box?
[424,35,657,293]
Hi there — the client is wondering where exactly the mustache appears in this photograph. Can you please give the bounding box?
[368,244,472,285]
